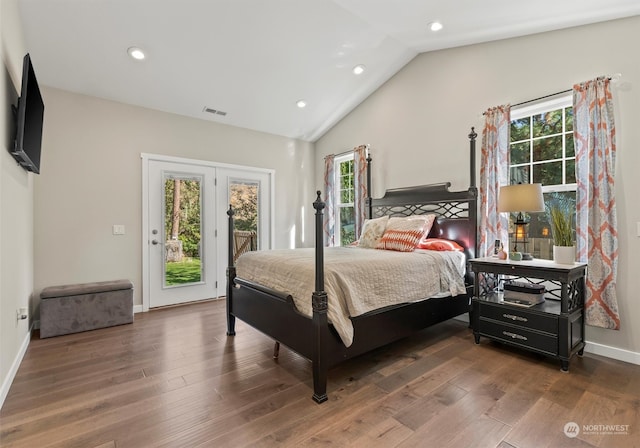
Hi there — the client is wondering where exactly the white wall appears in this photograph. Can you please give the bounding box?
[316,16,640,359]
[1,0,33,407]
[33,88,316,309]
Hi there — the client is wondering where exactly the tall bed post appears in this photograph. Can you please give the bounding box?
[366,151,373,219]
[311,191,329,403]
[226,206,236,336]
[468,127,477,188]
[468,127,479,258]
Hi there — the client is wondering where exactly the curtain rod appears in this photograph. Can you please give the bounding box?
[483,75,617,115]
[325,144,370,160]
[481,88,570,115]
[511,88,571,108]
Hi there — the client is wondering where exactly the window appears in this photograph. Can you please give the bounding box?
[509,95,576,260]
[334,153,355,246]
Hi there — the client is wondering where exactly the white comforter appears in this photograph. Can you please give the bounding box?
[235,247,467,347]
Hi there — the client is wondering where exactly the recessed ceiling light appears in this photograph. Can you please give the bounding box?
[296,100,307,108]
[127,47,145,60]
[352,64,366,75]
[429,21,443,32]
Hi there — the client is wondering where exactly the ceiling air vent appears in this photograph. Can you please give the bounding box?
[203,107,227,116]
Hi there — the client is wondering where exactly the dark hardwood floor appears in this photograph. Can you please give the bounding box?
[1,299,638,447]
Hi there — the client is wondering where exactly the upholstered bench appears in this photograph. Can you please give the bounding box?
[40,279,134,338]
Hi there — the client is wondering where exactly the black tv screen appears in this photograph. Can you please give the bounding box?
[11,53,45,174]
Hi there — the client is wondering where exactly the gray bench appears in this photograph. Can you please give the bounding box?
[40,279,134,338]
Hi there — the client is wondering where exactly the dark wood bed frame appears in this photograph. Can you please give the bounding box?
[226,128,479,403]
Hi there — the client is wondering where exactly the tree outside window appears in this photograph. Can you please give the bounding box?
[509,96,576,259]
[335,154,355,246]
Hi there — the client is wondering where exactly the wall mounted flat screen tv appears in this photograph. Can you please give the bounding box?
[11,53,45,174]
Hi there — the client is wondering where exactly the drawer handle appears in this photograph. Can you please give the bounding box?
[503,331,528,341]
[503,313,528,323]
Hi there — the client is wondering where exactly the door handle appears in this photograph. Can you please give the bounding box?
[152,240,159,245]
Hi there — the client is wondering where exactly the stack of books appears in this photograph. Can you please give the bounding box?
[502,281,545,306]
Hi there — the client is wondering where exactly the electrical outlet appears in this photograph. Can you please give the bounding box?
[17,308,28,321]
[112,225,125,235]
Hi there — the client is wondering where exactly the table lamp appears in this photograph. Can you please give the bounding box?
[498,183,545,260]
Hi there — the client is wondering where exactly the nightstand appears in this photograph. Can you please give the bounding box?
[469,257,587,371]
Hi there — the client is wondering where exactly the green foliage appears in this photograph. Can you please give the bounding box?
[337,159,356,245]
[510,117,530,142]
[162,179,260,263]
[339,160,354,204]
[230,183,258,232]
[340,159,354,177]
[165,259,202,285]
[546,193,575,246]
[341,227,356,245]
[339,205,355,245]
[510,106,574,187]
[164,178,202,258]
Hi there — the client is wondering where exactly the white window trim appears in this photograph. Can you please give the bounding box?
[334,152,355,246]
[511,93,575,193]
[508,94,578,260]
[511,94,571,120]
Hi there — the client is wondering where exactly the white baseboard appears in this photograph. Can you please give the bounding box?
[0,323,32,410]
[584,341,640,366]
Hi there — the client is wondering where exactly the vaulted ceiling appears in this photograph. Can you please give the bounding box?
[18,0,640,141]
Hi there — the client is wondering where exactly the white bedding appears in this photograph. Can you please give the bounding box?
[235,247,467,347]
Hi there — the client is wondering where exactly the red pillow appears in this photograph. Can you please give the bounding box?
[417,238,464,251]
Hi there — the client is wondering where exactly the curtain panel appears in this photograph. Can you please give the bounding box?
[323,154,336,247]
[573,77,620,330]
[353,145,369,240]
[479,105,511,258]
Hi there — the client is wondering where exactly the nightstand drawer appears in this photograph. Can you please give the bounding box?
[479,319,558,355]
[478,302,558,335]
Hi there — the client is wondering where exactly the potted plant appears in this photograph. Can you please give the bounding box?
[546,194,575,264]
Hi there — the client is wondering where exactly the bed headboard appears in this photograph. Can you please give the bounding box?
[369,182,478,282]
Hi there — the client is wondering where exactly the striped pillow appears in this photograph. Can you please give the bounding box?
[375,216,431,252]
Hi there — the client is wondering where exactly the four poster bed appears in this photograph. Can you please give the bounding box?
[226,129,479,403]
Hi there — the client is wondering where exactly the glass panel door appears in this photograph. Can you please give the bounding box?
[216,168,272,289]
[163,175,203,287]
[230,179,259,260]
[148,160,216,308]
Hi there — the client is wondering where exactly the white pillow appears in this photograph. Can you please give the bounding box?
[357,215,389,248]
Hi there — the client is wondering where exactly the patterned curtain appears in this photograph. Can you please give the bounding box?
[573,77,620,329]
[323,154,336,247]
[353,145,369,240]
[479,105,511,258]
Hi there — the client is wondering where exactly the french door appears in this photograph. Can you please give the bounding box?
[147,160,216,307]
[215,168,272,288]
[142,155,273,310]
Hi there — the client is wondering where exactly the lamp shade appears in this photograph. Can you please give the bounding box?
[498,183,544,213]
